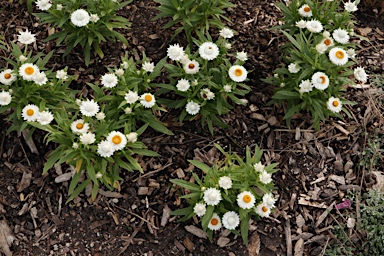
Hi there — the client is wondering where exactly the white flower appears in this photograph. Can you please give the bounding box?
[228,65,248,82]
[312,72,329,90]
[298,4,312,17]
[316,43,328,54]
[280,83,285,87]
[80,99,99,117]
[33,71,48,86]
[183,60,200,74]
[97,141,115,158]
[219,28,234,39]
[253,162,265,172]
[19,63,39,81]
[90,14,100,23]
[200,88,215,100]
[56,4,63,10]
[22,104,39,122]
[0,69,17,85]
[218,176,232,189]
[17,29,36,45]
[306,19,323,33]
[193,203,206,217]
[260,170,273,184]
[142,61,155,73]
[96,112,105,120]
[332,29,350,44]
[101,73,118,88]
[36,0,52,11]
[354,67,368,83]
[225,43,232,49]
[296,20,307,29]
[203,188,222,206]
[223,84,232,93]
[327,97,342,113]
[199,42,219,60]
[167,44,185,61]
[115,68,124,77]
[347,48,356,58]
[37,110,54,125]
[288,63,300,74]
[0,91,12,106]
[329,47,348,66]
[56,69,68,80]
[299,79,314,94]
[72,143,79,149]
[125,91,139,104]
[263,193,277,209]
[237,191,256,209]
[185,101,200,115]
[126,132,138,143]
[124,107,132,114]
[322,37,334,48]
[255,202,271,218]
[71,9,90,27]
[344,1,358,12]
[323,31,331,38]
[96,172,103,179]
[222,211,240,230]
[19,55,28,62]
[71,119,89,134]
[107,131,127,151]
[238,98,248,105]
[80,132,96,145]
[236,51,248,61]
[179,54,190,65]
[176,79,190,92]
[140,93,156,108]
[208,213,222,231]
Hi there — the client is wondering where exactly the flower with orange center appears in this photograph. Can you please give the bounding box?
[326,97,342,113]
[237,191,255,209]
[298,4,312,17]
[229,65,248,82]
[140,93,156,108]
[0,69,17,85]
[255,202,271,218]
[207,213,222,231]
[107,131,127,151]
[312,72,329,90]
[71,119,89,134]
[19,63,39,81]
[22,104,39,122]
[329,47,348,66]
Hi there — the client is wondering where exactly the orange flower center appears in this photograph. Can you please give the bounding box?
[25,67,34,75]
[335,50,345,59]
[319,76,326,84]
[234,68,243,77]
[188,63,195,69]
[76,123,84,129]
[26,109,34,116]
[243,195,251,203]
[4,73,11,79]
[304,6,310,12]
[112,135,122,144]
[144,94,153,102]
[262,206,268,212]
[332,100,339,107]
[210,218,219,226]
[324,39,331,46]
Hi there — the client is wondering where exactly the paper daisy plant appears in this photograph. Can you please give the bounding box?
[170,144,279,245]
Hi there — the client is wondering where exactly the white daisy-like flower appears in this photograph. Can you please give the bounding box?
[295,20,307,29]
[142,61,155,73]
[237,191,256,209]
[22,104,39,122]
[115,68,124,77]
[199,42,219,60]
[167,44,185,61]
[208,213,222,231]
[126,132,138,143]
[124,107,132,114]
[19,63,39,81]
[183,60,200,74]
[223,84,232,93]
[332,29,350,44]
[179,54,190,65]
[260,170,273,184]
[354,67,368,83]
[80,99,99,117]
[176,79,190,92]
[17,29,36,45]
[140,93,156,108]
[200,88,215,101]
[253,162,265,172]
[71,9,90,27]
[193,203,206,217]
[322,37,334,48]
[222,211,240,230]
[70,119,89,134]
[228,65,248,82]
[299,79,314,94]
[19,55,28,62]
[344,1,358,12]
[0,69,17,85]
[122,61,129,69]
[236,51,248,61]
[33,71,48,86]
[97,140,115,158]
[203,188,222,206]
[56,4,63,10]
[95,112,105,120]
[347,48,356,58]
[312,72,329,90]
[125,91,139,104]
[56,69,68,80]
[101,73,118,88]
[263,193,277,209]
[316,43,327,54]
[218,176,232,190]
[90,14,100,23]
[37,110,54,125]
[298,4,312,17]
[72,142,79,149]
[185,101,200,115]
[323,31,331,38]
[255,202,271,218]
[80,132,96,145]
[219,28,234,39]
[329,47,348,66]
[36,0,52,11]
[306,19,323,33]
[288,63,300,74]
[107,131,127,151]
[327,97,342,113]
[0,91,12,106]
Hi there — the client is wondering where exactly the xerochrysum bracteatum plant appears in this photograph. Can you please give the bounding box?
[170,144,279,245]
[157,30,251,135]
[263,0,369,131]
[33,0,131,66]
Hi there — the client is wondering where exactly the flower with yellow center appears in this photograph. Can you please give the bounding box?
[70,119,89,134]
[140,93,156,108]
[298,4,312,17]
[107,131,127,151]
[326,97,342,113]
[0,69,17,85]
[19,63,39,81]
[329,47,348,66]
[22,104,39,122]
[207,213,222,231]
[255,202,271,218]
[237,191,256,209]
[311,72,329,90]
[228,65,248,82]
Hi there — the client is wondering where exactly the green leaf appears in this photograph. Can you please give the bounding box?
[188,160,211,174]
[66,178,91,203]
[170,179,201,192]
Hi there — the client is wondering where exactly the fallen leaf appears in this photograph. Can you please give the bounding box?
[247,231,260,256]
[0,220,15,256]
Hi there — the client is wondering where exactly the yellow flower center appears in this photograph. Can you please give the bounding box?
[144,94,153,102]
[210,218,218,226]
[76,123,84,129]
[4,73,11,79]
[332,100,339,107]
[234,68,243,77]
[304,6,311,12]
[319,76,326,84]
[324,39,331,46]
[243,194,251,203]
[335,50,345,59]
[112,135,122,144]
[262,206,268,212]
[188,63,195,69]
[26,109,34,116]
[25,66,34,75]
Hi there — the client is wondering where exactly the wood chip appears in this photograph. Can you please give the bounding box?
[217,237,230,247]
[184,225,208,239]
[298,197,327,208]
[183,236,194,252]
[160,204,171,227]
[16,171,32,192]
[329,175,345,185]
[137,187,149,195]
[294,238,304,256]
[315,202,336,228]
[0,220,15,256]
[296,214,305,228]
[247,231,260,256]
